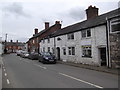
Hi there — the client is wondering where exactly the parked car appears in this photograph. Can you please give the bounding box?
[16,50,23,56]
[28,52,39,60]
[38,52,56,64]
[20,51,29,58]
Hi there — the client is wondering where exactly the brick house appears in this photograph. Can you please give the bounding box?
[27,21,61,53]
[3,40,25,53]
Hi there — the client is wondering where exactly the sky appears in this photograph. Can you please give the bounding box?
[0,0,120,42]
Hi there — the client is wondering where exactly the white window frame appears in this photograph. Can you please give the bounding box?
[82,45,92,58]
[67,33,74,40]
[110,18,120,33]
[81,29,91,38]
[68,47,75,55]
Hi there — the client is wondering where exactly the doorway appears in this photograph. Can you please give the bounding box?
[99,48,107,66]
[56,47,60,60]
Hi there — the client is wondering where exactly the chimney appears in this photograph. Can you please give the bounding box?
[16,40,18,43]
[55,21,61,29]
[34,28,38,34]
[86,5,99,20]
[55,21,60,24]
[45,22,49,30]
[10,40,13,42]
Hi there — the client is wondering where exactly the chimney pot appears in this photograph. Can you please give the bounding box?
[34,28,38,34]
[55,21,60,24]
[45,22,49,30]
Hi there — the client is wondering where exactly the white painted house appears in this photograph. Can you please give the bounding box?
[40,6,119,67]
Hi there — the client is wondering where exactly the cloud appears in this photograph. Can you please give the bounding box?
[3,2,31,18]
[68,7,86,20]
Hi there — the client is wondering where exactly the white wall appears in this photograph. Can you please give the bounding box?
[40,25,107,66]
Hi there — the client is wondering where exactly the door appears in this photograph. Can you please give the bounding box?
[100,48,107,66]
[56,47,60,60]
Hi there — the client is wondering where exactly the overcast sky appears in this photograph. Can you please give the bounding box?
[0,0,119,42]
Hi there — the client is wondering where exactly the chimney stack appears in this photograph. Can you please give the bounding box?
[55,21,60,24]
[86,5,99,20]
[34,28,38,34]
[45,22,49,30]
[10,40,13,42]
[16,40,18,43]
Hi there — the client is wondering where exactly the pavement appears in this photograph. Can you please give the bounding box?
[0,55,3,90]
[57,60,120,76]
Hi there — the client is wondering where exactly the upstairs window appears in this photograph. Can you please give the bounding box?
[111,19,120,33]
[67,33,74,40]
[81,29,91,38]
[47,38,50,43]
[43,39,45,43]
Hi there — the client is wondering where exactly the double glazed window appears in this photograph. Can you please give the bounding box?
[81,29,91,38]
[82,46,92,58]
[68,47,75,55]
[67,33,74,40]
[111,18,120,33]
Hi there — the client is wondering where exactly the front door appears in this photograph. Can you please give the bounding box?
[100,48,107,66]
[56,47,60,60]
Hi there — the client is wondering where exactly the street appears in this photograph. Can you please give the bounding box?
[2,54,119,88]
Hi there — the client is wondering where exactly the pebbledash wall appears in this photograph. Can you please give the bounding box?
[40,25,107,66]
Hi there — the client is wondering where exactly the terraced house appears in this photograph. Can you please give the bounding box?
[39,6,120,68]
[27,21,61,53]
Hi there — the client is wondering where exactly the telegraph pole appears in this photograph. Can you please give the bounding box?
[4,33,8,53]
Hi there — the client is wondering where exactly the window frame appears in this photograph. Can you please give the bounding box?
[68,47,75,55]
[82,45,92,58]
[81,29,91,38]
[67,33,74,40]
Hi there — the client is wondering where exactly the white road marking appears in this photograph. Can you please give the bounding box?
[59,73,103,89]
[34,64,47,69]
[7,79,10,84]
[5,73,7,76]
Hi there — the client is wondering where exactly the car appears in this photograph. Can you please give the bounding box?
[28,52,39,60]
[16,50,23,56]
[20,51,29,58]
[38,52,56,64]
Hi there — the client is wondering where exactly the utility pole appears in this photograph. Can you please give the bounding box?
[4,33,8,54]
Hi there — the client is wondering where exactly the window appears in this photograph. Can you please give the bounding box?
[48,47,50,52]
[81,29,91,38]
[63,48,66,55]
[43,47,45,52]
[82,45,92,58]
[68,47,75,55]
[43,39,45,43]
[67,33,74,40]
[33,40,35,44]
[47,38,50,43]
[110,18,120,33]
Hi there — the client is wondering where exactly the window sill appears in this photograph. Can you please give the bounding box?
[81,37,91,40]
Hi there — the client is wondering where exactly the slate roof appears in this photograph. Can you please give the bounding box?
[29,24,57,40]
[52,8,120,37]
[5,42,25,46]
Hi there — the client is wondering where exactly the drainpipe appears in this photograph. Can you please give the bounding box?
[54,37,56,56]
[106,17,111,68]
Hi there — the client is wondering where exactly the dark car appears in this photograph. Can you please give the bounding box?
[28,52,39,60]
[38,52,56,64]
